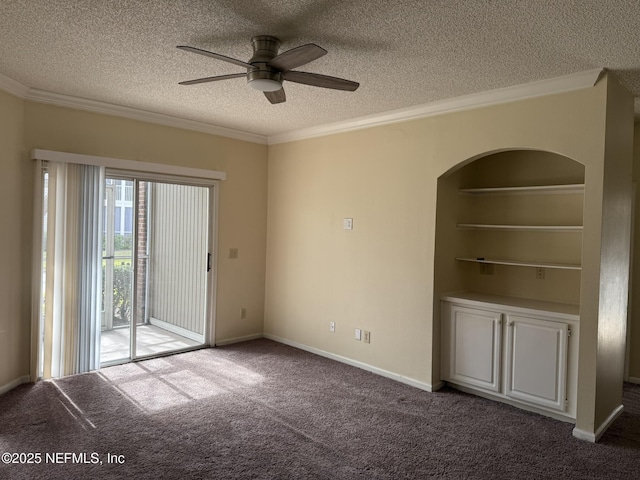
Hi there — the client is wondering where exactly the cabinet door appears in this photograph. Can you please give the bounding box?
[448,305,502,392]
[505,314,568,411]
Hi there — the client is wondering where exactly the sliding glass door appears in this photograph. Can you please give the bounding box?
[100,179,134,363]
[100,178,211,366]
[35,153,221,381]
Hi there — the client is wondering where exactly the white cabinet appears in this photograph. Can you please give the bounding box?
[448,305,502,393]
[441,293,579,420]
[505,314,568,412]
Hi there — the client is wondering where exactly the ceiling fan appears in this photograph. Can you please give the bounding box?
[177,35,359,104]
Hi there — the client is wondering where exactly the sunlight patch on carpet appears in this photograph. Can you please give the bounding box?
[94,353,265,412]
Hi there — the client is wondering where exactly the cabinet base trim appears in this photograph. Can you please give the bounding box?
[572,404,624,443]
[264,334,440,392]
[446,382,575,423]
[627,376,640,385]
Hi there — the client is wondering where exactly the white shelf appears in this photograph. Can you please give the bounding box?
[457,223,583,232]
[459,184,585,195]
[455,257,581,271]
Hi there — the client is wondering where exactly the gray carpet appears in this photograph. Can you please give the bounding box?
[0,339,639,479]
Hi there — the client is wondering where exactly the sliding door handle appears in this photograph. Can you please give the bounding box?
[207,253,212,272]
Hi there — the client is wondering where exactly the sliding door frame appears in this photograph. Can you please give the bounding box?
[103,171,219,365]
[30,149,224,380]
[30,160,45,381]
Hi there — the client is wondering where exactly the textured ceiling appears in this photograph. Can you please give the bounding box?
[1,1,639,138]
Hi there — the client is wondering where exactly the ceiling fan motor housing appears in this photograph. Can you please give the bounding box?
[248,35,283,91]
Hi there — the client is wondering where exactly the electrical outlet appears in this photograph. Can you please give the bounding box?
[355,328,362,341]
[330,322,336,332]
[240,308,247,319]
[229,248,238,259]
[536,267,545,280]
[363,330,370,344]
[343,218,353,230]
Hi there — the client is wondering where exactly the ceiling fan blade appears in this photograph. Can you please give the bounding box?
[268,44,327,71]
[177,45,255,69]
[283,71,359,91]
[264,88,286,104]
[179,73,246,85]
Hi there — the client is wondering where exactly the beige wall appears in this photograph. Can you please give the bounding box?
[0,93,269,390]
[583,77,634,433]
[0,98,268,391]
[630,123,640,381]
[1,72,635,441]
[266,74,632,438]
[23,102,268,345]
[0,89,30,390]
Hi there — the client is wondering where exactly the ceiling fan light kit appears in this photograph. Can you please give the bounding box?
[178,35,359,103]
[248,76,283,92]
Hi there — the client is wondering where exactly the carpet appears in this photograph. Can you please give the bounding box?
[0,339,639,479]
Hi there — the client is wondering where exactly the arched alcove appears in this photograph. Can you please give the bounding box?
[432,149,585,421]
[434,149,585,304]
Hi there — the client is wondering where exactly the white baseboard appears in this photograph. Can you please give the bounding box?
[215,333,264,347]
[572,404,624,442]
[264,333,438,392]
[149,317,204,343]
[0,375,31,396]
[627,376,640,385]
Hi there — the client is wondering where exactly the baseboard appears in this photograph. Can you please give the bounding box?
[215,333,264,347]
[0,375,31,396]
[572,404,624,442]
[264,333,438,392]
[627,376,640,385]
[149,317,204,343]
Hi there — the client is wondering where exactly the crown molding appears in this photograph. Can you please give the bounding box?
[0,72,30,98]
[1,69,603,147]
[0,73,267,144]
[267,68,604,145]
[25,89,268,144]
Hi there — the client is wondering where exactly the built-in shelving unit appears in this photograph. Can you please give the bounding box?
[436,152,586,423]
[455,183,584,270]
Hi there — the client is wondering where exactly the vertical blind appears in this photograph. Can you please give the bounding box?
[42,161,104,378]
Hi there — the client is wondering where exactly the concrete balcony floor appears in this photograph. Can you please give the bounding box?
[101,324,202,365]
